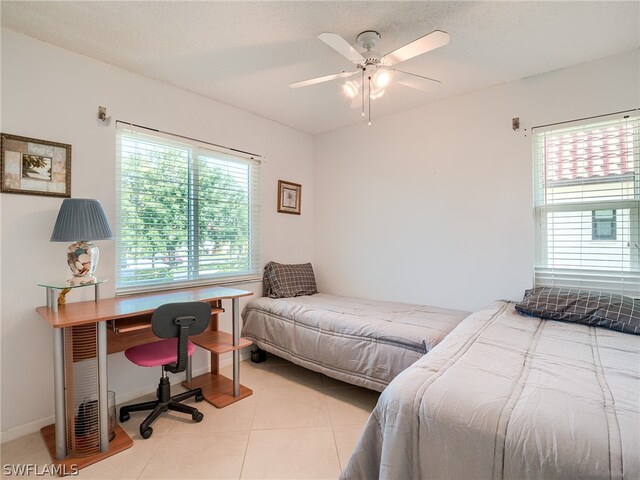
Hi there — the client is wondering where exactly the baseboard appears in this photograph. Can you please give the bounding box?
[0,417,54,445]
[0,349,251,444]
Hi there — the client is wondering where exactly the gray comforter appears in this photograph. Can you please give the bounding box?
[241,293,469,391]
[341,301,640,479]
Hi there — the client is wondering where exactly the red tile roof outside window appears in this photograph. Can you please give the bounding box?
[545,124,634,183]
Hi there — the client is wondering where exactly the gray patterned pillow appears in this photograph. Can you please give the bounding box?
[515,287,639,335]
[263,262,318,298]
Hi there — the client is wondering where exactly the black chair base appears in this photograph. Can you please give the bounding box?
[119,375,204,439]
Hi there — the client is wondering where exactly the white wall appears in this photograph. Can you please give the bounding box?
[314,50,639,312]
[0,29,314,441]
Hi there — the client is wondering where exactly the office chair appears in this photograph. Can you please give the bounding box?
[119,301,211,439]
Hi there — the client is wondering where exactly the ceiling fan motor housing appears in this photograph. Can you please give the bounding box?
[362,51,382,64]
[356,31,383,71]
[357,30,381,50]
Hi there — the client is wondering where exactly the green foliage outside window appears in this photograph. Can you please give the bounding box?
[118,137,252,288]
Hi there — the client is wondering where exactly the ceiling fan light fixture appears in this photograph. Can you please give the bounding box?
[372,69,391,89]
[342,80,359,98]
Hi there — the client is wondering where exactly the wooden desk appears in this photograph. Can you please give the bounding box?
[36,285,253,471]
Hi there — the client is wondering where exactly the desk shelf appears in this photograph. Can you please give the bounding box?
[108,307,225,333]
[183,373,253,408]
[190,330,252,354]
[106,307,225,355]
[184,329,253,407]
[109,317,151,333]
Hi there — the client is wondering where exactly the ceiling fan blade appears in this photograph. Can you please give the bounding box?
[383,30,449,66]
[319,32,365,64]
[393,69,441,92]
[289,70,358,88]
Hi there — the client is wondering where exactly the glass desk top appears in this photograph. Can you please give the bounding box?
[37,278,108,289]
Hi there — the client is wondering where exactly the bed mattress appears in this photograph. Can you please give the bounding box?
[241,293,469,391]
[341,301,640,479]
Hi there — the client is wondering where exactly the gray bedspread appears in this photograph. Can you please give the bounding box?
[341,301,640,479]
[241,293,469,391]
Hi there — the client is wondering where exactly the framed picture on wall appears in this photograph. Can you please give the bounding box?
[277,180,302,215]
[0,133,71,197]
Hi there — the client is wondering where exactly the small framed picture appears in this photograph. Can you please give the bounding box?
[277,180,302,215]
[1,133,71,198]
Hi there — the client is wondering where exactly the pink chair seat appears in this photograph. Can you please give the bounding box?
[125,338,196,367]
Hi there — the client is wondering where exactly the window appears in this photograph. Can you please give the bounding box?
[592,209,617,241]
[533,114,639,296]
[116,127,261,293]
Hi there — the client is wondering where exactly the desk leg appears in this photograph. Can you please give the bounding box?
[53,328,67,460]
[49,287,58,314]
[97,322,109,452]
[232,298,240,397]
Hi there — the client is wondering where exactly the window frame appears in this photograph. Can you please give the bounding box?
[115,127,262,295]
[532,113,639,296]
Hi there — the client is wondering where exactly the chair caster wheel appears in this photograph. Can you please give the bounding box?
[192,411,204,422]
[140,427,153,439]
[120,412,130,422]
[195,394,204,402]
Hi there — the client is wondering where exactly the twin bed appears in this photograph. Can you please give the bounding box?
[242,293,468,391]
[241,263,639,479]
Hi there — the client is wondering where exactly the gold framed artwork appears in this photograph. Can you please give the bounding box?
[1,133,71,198]
[277,180,301,215]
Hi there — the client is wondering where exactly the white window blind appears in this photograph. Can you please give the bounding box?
[533,113,639,297]
[116,127,261,294]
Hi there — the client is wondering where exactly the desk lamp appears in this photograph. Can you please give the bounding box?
[50,198,113,284]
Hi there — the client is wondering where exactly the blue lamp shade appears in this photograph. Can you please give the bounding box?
[51,199,113,280]
[50,198,113,242]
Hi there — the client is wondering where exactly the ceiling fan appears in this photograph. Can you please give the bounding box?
[290,29,449,126]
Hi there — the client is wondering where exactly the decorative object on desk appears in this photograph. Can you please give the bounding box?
[277,180,302,215]
[1,133,71,197]
[57,288,72,306]
[50,198,113,282]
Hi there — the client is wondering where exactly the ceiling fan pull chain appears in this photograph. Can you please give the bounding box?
[361,68,365,118]
[368,75,372,127]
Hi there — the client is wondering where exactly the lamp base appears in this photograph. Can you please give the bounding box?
[67,241,100,278]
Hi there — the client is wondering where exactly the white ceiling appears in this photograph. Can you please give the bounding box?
[1,1,639,134]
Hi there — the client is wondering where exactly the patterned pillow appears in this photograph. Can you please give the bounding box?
[263,262,318,298]
[515,287,639,335]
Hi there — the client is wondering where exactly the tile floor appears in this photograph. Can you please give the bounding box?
[1,356,380,479]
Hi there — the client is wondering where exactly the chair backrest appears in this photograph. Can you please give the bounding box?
[151,301,211,373]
